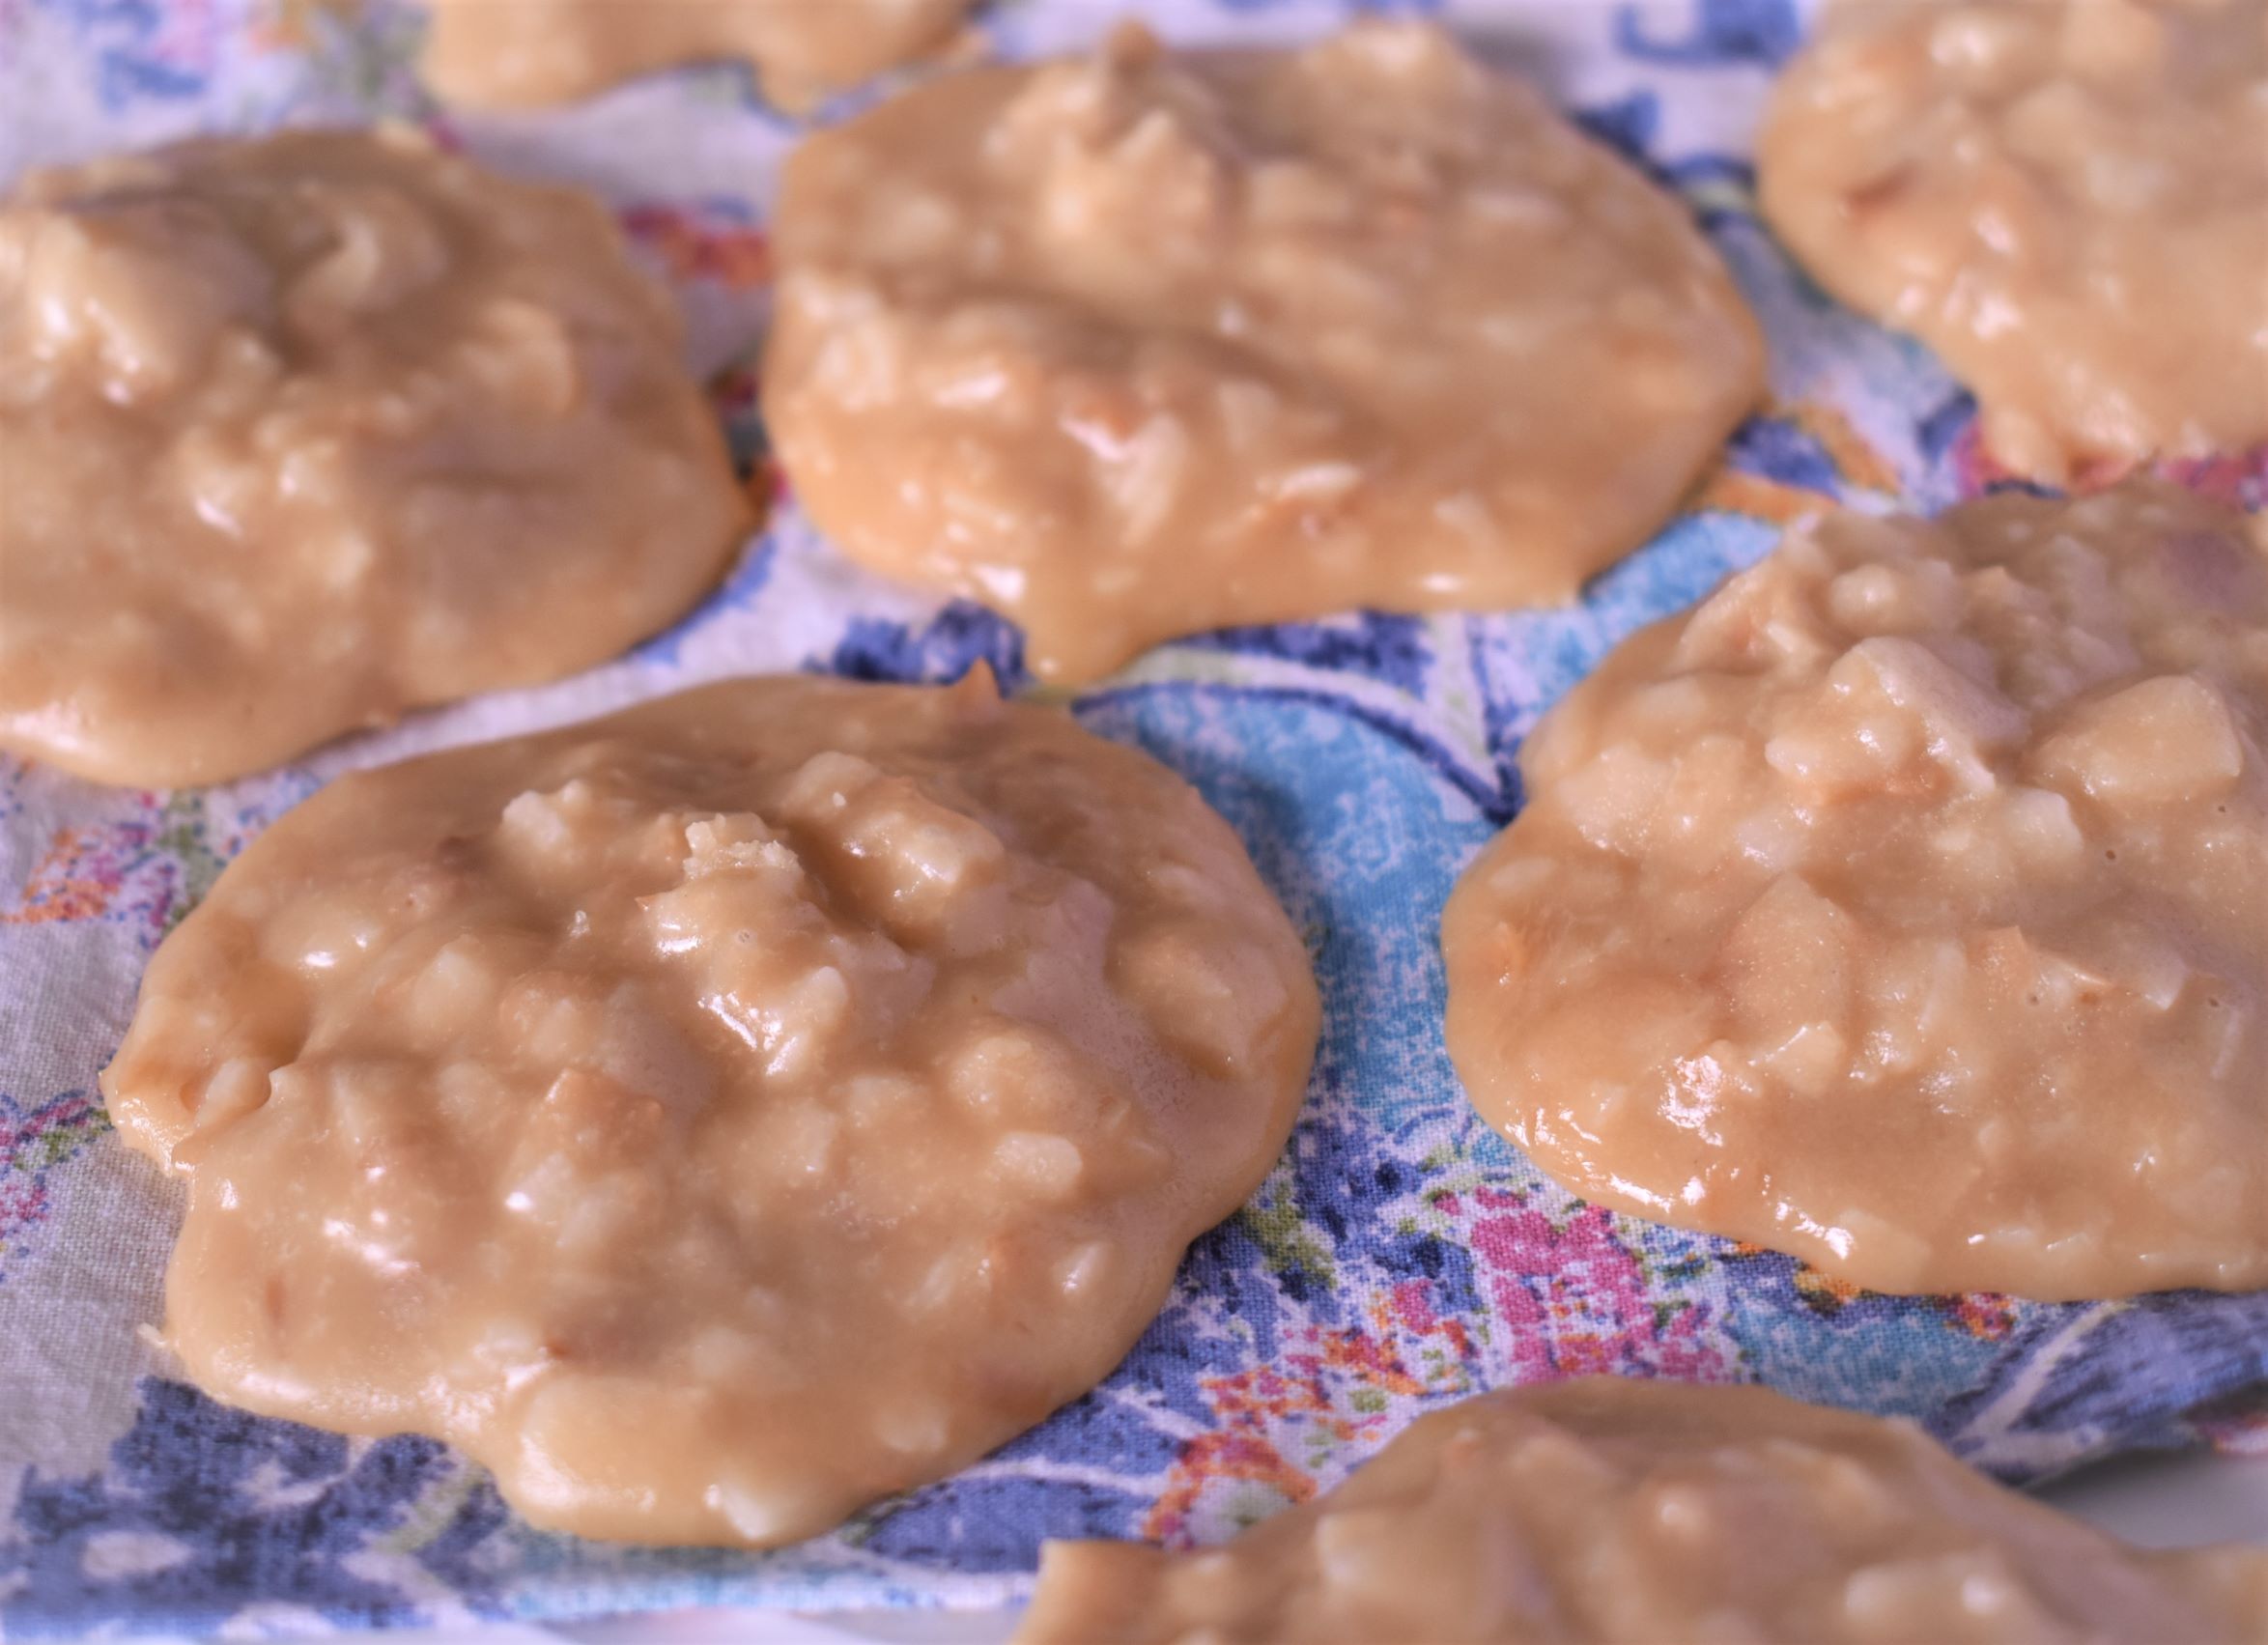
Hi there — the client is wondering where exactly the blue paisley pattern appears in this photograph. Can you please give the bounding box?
[1613,0,1804,68]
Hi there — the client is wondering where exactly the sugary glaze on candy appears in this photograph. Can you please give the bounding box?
[1444,482,2268,1300]
[765,19,1765,683]
[421,0,977,111]
[103,671,1320,1546]
[1761,0,2268,482]
[1016,1378,2268,1643]
[0,128,748,786]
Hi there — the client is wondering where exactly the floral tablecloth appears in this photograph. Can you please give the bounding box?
[1,0,2264,1635]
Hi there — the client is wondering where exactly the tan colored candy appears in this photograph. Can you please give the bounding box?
[0,128,749,787]
[419,0,976,110]
[1760,0,2268,482]
[1016,1378,2268,1644]
[764,20,1765,684]
[103,671,1319,1546]
[1443,483,2268,1299]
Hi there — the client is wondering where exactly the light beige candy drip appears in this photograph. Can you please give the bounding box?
[0,128,749,786]
[1443,482,2268,1299]
[764,20,1765,684]
[1760,0,2268,483]
[1015,1378,2268,1644]
[102,671,1319,1546]
[419,0,977,110]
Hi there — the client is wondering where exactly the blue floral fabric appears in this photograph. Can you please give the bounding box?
[1,0,2262,1636]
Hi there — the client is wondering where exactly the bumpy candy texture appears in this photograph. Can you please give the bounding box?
[0,128,749,786]
[419,0,976,111]
[1446,483,2268,1299]
[765,20,1765,682]
[1761,0,2268,482]
[1018,1379,2268,1644]
[103,673,1319,1546]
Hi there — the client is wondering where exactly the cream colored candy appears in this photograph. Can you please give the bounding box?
[419,0,976,111]
[1015,1378,2268,1644]
[1442,483,2268,1299]
[0,128,749,787]
[763,21,1766,684]
[1760,0,2268,483]
[102,671,1319,1546]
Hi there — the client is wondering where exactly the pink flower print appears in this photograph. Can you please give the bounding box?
[1389,1278,1438,1334]
[0,1176,50,1250]
[1471,1204,1732,1385]
[0,1091,108,1280]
